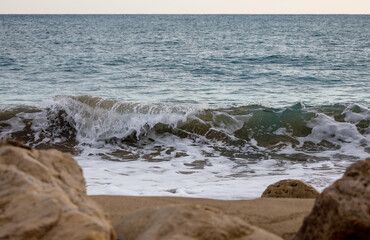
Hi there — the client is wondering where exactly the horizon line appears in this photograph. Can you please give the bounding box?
[0,13,369,15]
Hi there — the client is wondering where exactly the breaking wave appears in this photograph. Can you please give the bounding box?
[0,95,369,161]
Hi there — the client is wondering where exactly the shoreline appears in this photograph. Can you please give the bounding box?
[2,141,367,240]
[90,195,315,239]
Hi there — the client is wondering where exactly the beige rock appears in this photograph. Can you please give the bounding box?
[294,158,370,240]
[115,204,283,240]
[261,179,319,199]
[0,142,116,240]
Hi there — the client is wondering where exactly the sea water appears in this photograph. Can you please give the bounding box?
[0,15,369,199]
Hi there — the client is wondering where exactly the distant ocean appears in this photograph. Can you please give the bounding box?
[0,15,369,199]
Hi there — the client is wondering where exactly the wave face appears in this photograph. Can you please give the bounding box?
[1,95,369,198]
[1,95,369,155]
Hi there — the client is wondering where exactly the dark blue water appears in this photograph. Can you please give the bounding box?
[0,15,369,199]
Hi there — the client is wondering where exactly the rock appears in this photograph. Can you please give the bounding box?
[294,158,370,240]
[0,142,116,240]
[115,204,283,240]
[261,179,319,199]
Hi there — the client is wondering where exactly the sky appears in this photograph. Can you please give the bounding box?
[0,0,369,14]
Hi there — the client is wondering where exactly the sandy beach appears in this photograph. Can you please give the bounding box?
[91,195,315,239]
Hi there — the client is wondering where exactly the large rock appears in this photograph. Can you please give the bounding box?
[294,158,370,240]
[261,179,319,199]
[0,140,116,240]
[115,204,283,240]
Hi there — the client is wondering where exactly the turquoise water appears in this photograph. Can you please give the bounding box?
[0,15,369,199]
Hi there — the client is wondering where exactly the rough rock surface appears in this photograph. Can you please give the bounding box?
[115,204,283,240]
[0,141,116,240]
[294,158,370,240]
[261,179,319,198]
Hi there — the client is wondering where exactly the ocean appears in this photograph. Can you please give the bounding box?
[0,15,369,199]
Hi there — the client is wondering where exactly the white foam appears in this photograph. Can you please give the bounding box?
[75,132,353,200]
[297,113,369,159]
[0,116,25,138]
[343,103,370,123]
[45,96,199,143]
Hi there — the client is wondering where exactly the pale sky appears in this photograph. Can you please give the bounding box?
[0,0,369,14]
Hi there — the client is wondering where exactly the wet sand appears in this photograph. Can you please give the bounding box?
[91,195,315,239]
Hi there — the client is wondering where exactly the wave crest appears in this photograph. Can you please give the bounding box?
[0,95,369,159]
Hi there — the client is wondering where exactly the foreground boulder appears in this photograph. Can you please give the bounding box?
[294,158,370,240]
[262,179,319,198]
[0,141,116,240]
[115,204,283,240]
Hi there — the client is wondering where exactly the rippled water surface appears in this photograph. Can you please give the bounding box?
[1,15,369,107]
